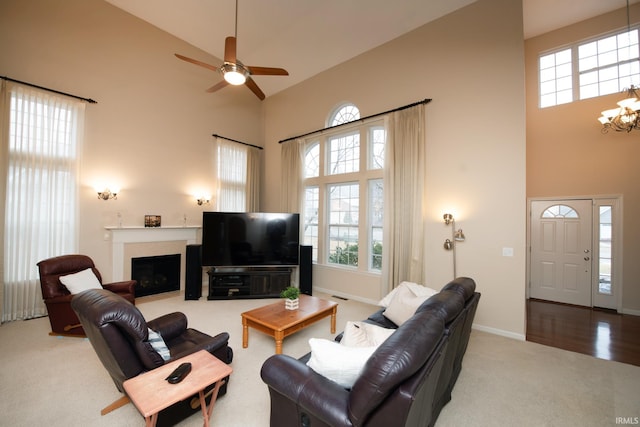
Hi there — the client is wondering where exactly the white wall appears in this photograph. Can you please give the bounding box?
[263,0,527,337]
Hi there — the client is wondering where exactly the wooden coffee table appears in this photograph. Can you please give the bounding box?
[123,350,232,427]
[241,294,338,354]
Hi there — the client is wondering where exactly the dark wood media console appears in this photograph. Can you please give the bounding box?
[207,267,292,300]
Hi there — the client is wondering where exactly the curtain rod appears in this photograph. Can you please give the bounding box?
[212,133,263,150]
[278,98,432,144]
[1,76,98,104]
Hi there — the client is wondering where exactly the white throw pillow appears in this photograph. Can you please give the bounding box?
[59,268,103,295]
[147,328,171,361]
[378,281,437,307]
[382,283,438,326]
[341,321,395,347]
[306,338,377,388]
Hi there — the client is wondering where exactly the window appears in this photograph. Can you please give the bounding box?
[215,138,247,211]
[303,185,319,260]
[598,206,612,295]
[329,103,360,126]
[302,104,385,272]
[539,26,640,107]
[541,204,578,218]
[540,48,573,107]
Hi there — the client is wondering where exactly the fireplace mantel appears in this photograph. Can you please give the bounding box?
[105,226,200,281]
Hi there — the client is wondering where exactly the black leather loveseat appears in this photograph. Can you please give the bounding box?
[260,277,480,427]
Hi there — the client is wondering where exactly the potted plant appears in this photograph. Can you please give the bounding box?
[280,286,300,310]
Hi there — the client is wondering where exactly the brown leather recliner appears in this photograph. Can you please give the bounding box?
[71,288,233,418]
[37,254,136,336]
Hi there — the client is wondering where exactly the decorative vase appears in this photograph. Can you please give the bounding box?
[285,298,299,310]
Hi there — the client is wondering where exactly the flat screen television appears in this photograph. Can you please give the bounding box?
[201,212,300,267]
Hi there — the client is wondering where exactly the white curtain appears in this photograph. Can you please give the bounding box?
[279,138,304,213]
[246,144,260,211]
[1,81,84,322]
[214,137,261,211]
[382,104,426,292]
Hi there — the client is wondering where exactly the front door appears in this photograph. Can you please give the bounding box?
[529,200,592,307]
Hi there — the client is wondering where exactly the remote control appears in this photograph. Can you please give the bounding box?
[165,362,192,384]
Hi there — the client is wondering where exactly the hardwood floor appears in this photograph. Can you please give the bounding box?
[526,298,640,367]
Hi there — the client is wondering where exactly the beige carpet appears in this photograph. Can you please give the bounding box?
[0,290,638,427]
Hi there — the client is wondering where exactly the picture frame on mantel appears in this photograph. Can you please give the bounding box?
[144,215,161,227]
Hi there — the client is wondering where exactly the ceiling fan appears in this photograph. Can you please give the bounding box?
[174,0,288,100]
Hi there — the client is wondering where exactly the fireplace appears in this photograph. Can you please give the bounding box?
[131,254,181,297]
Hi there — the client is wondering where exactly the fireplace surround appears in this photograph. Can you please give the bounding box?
[105,226,199,283]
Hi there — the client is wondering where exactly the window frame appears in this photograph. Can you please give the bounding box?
[302,111,385,274]
[538,25,640,108]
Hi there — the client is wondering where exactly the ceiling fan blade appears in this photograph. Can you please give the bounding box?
[175,53,219,73]
[224,36,237,63]
[247,66,289,76]
[245,77,265,100]
[206,80,229,93]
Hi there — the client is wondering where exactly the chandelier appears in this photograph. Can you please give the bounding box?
[598,85,640,133]
[597,0,639,133]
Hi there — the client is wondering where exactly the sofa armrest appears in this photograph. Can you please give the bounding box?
[261,354,352,427]
[147,312,188,341]
[43,294,74,305]
[103,280,136,295]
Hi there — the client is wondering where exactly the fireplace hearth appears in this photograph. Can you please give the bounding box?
[131,254,181,297]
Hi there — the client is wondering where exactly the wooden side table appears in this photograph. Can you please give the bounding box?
[123,350,232,427]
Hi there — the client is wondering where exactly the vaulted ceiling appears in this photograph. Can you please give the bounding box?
[105,0,638,98]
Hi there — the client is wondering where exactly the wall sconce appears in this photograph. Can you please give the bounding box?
[196,195,210,206]
[443,213,466,278]
[97,188,118,200]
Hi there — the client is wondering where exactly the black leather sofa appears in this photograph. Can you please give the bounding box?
[260,277,480,427]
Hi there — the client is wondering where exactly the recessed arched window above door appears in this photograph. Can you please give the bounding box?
[541,204,579,218]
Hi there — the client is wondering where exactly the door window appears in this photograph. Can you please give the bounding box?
[598,206,612,295]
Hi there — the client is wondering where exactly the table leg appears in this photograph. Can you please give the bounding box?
[274,330,284,354]
[145,412,158,427]
[242,317,248,348]
[200,380,225,427]
[330,306,337,333]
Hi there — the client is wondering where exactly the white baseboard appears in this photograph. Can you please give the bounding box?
[314,286,379,306]
[317,286,528,341]
[620,307,640,316]
[472,324,526,341]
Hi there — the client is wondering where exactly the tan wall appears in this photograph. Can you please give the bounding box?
[0,0,528,337]
[0,0,264,282]
[525,4,640,312]
[264,0,527,337]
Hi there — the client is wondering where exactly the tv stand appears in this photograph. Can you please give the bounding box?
[207,267,292,300]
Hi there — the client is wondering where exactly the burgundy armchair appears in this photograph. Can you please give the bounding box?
[37,254,136,336]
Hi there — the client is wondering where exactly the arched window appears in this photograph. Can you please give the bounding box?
[302,102,385,272]
[328,103,360,126]
[541,204,579,218]
[304,142,319,178]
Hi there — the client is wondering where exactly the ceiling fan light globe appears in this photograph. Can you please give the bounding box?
[222,62,248,85]
[224,71,246,85]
